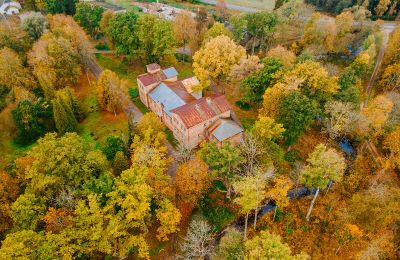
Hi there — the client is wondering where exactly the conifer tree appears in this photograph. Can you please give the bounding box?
[53,89,78,135]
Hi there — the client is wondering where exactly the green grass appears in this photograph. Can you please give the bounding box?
[165,128,179,148]
[149,242,167,257]
[241,118,255,130]
[225,0,275,10]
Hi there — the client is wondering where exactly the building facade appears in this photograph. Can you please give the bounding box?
[137,63,243,148]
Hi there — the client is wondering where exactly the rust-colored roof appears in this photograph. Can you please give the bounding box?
[137,70,167,87]
[171,95,232,128]
[146,63,161,71]
[166,81,196,103]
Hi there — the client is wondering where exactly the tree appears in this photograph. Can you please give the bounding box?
[12,99,53,145]
[74,2,104,38]
[0,19,31,54]
[229,55,264,82]
[20,11,48,41]
[43,0,77,15]
[375,0,391,16]
[230,14,247,43]
[0,47,35,90]
[28,32,81,98]
[155,199,181,241]
[199,141,244,199]
[175,156,210,204]
[383,27,400,67]
[137,14,176,63]
[217,228,244,260]
[102,136,124,161]
[100,10,114,33]
[25,133,108,195]
[203,22,233,43]
[173,11,197,54]
[383,127,400,170]
[193,35,246,90]
[0,230,43,259]
[241,58,283,104]
[379,63,400,91]
[112,151,129,175]
[135,111,165,135]
[233,172,268,240]
[324,100,358,139]
[300,144,345,221]
[335,67,361,105]
[266,175,292,220]
[53,88,78,135]
[11,193,47,230]
[106,11,139,58]
[245,230,309,259]
[180,219,214,259]
[266,45,296,67]
[244,11,278,54]
[43,207,73,233]
[260,84,290,119]
[0,171,19,233]
[277,92,320,145]
[96,69,127,115]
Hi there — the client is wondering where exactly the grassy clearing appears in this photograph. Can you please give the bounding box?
[225,0,275,10]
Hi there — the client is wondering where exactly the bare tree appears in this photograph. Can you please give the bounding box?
[240,132,263,175]
[180,219,214,259]
[175,143,194,164]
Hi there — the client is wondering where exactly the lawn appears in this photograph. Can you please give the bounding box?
[225,0,275,10]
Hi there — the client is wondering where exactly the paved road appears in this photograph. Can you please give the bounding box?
[198,0,258,12]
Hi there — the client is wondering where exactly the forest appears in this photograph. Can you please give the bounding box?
[0,0,399,259]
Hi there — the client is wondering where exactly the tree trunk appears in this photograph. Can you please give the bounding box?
[226,184,232,200]
[244,212,249,241]
[325,180,333,194]
[254,206,258,231]
[251,38,256,55]
[306,187,320,221]
[273,206,277,221]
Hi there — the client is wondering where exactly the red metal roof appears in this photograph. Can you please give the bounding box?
[166,81,196,103]
[171,95,232,128]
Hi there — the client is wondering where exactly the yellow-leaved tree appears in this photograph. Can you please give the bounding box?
[156,199,181,241]
[96,69,128,115]
[192,35,246,90]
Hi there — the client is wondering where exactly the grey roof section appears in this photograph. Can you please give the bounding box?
[149,83,186,117]
[212,119,243,141]
[163,67,178,79]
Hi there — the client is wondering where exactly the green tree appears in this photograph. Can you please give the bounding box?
[102,136,124,161]
[11,193,47,230]
[74,2,104,38]
[106,11,139,58]
[44,0,77,15]
[199,141,244,199]
[241,58,283,104]
[53,88,78,135]
[20,11,48,41]
[335,67,361,106]
[137,14,176,63]
[203,22,233,43]
[230,14,247,43]
[244,11,278,54]
[217,228,244,260]
[300,144,345,221]
[0,230,43,259]
[12,99,53,145]
[277,92,320,145]
[245,230,309,259]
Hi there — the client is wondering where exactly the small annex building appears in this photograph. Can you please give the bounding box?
[137,63,243,148]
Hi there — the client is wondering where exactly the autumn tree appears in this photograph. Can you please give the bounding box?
[137,14,176,63]
[20,11,48,41]
[233,171,268,239]
[300,144,346,221]
[173,11,197,54]
[0,171,19,233]
[100,9,114,33]
[324,100,358,139]
[217,228,244,260]
[266,175,292,220]
[199,141,244,199]
[277,92,320,145]
[53,88,79,135]
[379,63,400,91]
[193,35,246,90]
[245,230,309,259]
[0,47,35,90]
[260,84,290,119]
[229,55,264,82]
[382,27,400,67]
[180,219,214,259]
[175,156,210,204]
[28,32,81,98]
[43,207,73,233]
[112,151,129,175]
[155,199,181,241]
[96,69,127,115]
[0,20,31,54]
[266,45,296,68]
[74,2,104,38]
[383,127,400,170]
[11,193,47,230]
[203,22,233,43]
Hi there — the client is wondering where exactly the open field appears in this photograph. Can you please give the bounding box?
[225,0,275,10]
